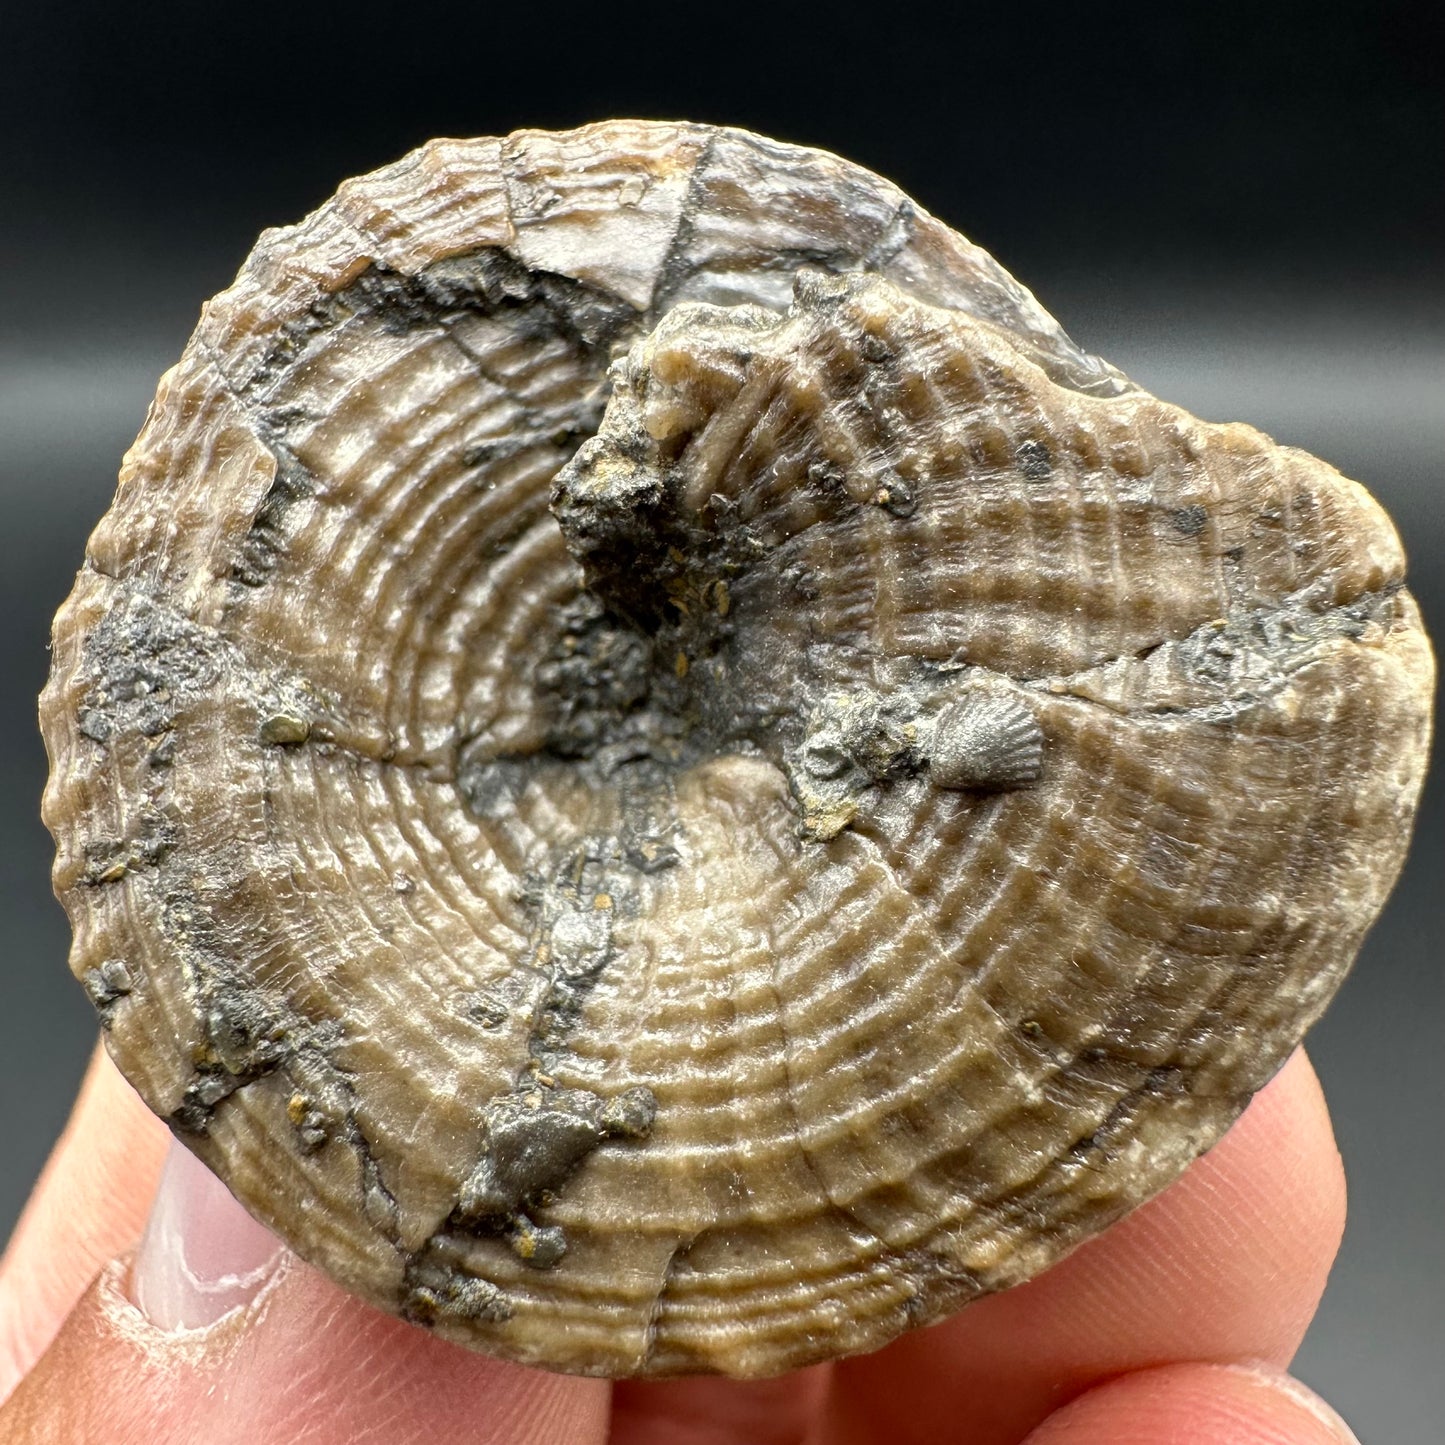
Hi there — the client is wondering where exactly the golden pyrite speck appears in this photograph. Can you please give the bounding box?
[39,122,1434,1376]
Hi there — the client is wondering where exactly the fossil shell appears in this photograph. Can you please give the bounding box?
[927,690,1044,791]
[40,121,1433,1378]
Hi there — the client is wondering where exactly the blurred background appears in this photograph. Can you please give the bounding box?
[1,1,1439,1437]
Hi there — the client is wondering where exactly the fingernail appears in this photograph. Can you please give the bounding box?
[1227,1364,1362,1445]
[1272,1376,1362,1445]
[130,1138,283,1331]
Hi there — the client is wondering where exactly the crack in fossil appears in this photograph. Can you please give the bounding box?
[1027,583,1408,726]
[639,1234,691,1370]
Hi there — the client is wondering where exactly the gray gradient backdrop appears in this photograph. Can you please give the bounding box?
[2,3,1440,1439]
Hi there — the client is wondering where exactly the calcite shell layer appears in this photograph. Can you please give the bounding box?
[40,121,1433,1377]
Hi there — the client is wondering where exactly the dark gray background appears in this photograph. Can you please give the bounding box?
[2,2,1440,1439]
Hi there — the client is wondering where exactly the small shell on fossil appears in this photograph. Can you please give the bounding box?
[40,121,1433,1378]
[928,690,1045,791]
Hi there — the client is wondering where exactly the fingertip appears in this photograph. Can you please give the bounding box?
[611,1366,833,1445]
[0,1039,168,1400]
[1,1245,610,1445]
[983,1047,1346,1370]
[1020,1362,1360,1445]
[1092,1047,1347,1364]
[828,1048,1348,1445]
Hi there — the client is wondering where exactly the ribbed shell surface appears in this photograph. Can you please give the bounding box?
[40,121,1433,1377]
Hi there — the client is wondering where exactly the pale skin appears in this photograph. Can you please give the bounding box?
[0,1043,1359,1444]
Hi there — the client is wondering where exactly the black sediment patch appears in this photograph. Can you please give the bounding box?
[76,591,224,746]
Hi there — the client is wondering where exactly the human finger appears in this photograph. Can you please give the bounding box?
[610,1365,833,1445]
[0,1136,610,1445]
[0,1040,169,1397]
[822,1049,1345,1445]
[1019,1361,1359,1445]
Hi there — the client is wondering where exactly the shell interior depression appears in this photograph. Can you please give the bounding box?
[39,121,1433,1377]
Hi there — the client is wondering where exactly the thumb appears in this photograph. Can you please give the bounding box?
[2,1131,609,1445]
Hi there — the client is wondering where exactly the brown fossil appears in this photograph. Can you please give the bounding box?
[39,121,1432,1378]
